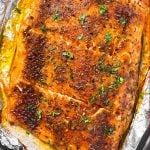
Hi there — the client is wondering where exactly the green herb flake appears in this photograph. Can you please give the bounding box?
[139,91,150,99]
[116,35,121,39]
[15,7,21,14]
[41,25,47,33]
[27,104,36,110]
[90,96,97,103]
[103,126,115,137]
[26,131,30,135]
[37,110,42,121]
[49,47,57,51]
[98,59,104,65]
[98,59,105,70]
[48,111,61,117]
[80,116,91,124]
[119,17,127,25]
[99,5,108,15]
[116,61,122,67]
[53,7,59,21]
[109,76,124,89]
[107,61,122,74]
[107,67,118,74]
[117,76,124,84]
[79,14,88,25]
[77,34,84,40]
[42,97,47,102]
[62,51,74,59]
[39,78,47,84]
[104,32,112,43]
[123,37,129,41]
[99,84,105,96]
[103,99,109,106]
[109,82,117,89]
[139,92,144,99]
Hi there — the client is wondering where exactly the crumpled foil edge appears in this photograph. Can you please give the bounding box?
[0,125,24,150]
[122,72,150,150]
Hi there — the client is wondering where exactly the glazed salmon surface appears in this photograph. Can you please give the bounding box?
[2,0,149,149]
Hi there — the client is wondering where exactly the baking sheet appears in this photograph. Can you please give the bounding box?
[0,0,150,149]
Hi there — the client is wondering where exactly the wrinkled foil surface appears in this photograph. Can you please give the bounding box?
[0,125,24,149]
[123,72,150,150]
[0,0,149,149]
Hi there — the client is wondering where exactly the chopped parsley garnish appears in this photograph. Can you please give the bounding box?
[109,76,124,89]
[139,91,150,99]
[77,34,84,40]
[123,37,129,41]
[62,51,74,59]
[139,91,144,99]
[42,97,47,102]
[26,131,30,135]
[99,84,105,96]
[48,111,61,117]
[53,7,59,21]
[117,76,124,83]
[99,5,108,15]
[103,99,109,106]
[90,96,97,103]
[98,59,105,70]
[119,17,127,25]
[49,47,57,51]
[98,59,104,65]
[80,116,91,124]
[37,110,42,121]
[27,104,36,110]
[97,59,121,74]
[15,7,21,14]
[107,61,122,74]
[116,61,122,67]
[41,25,47,32]
[116,35,121,39]
[107,67,118,74]
[103,126,115,137]
[39,78,47,84]
[104,32,112,43]
[79,14,88,25]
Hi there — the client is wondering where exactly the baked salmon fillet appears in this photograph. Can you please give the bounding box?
[0,0,149,149]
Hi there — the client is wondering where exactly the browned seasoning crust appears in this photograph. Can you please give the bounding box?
[4,0,149,149]
[8,82,116,149]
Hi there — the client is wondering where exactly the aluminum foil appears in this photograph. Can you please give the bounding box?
[0,0,17,26]
[0,125,25,149]
[0,0,150,150]
[122,72,150,150]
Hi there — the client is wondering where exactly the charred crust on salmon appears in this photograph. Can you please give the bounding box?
[23,28,47,83]
[11,83,42,129]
